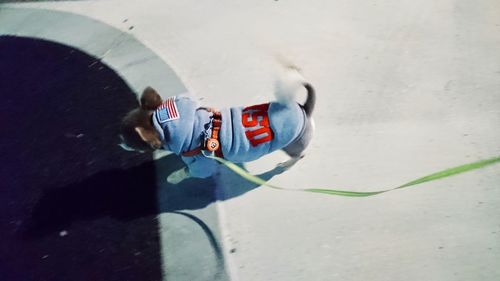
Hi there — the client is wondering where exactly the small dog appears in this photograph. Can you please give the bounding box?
[120,67,316,184]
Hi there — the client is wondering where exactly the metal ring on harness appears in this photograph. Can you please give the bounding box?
[206,138,220,151]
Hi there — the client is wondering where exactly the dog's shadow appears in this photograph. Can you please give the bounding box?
[23,153,284,238]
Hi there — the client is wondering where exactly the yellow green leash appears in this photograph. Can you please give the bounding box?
[205,154,500,197]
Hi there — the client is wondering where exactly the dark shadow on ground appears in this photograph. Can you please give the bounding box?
[24,155,284,238]
[0,35,162,281]
[21,152,280,281]
[156,156,285,213]
[0,35,283,281]
[214,163,286,201]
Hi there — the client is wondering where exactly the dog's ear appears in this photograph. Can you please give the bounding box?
[135,126,162,149]
[140,87,163,110]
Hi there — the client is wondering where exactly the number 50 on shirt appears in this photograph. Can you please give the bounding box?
[241,103,274,147]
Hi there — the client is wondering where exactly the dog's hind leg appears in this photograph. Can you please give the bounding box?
[278,118,315,170]
[277,154,304,170]
[279,138,308,170]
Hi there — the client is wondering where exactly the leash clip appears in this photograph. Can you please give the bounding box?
[201,149,215,158]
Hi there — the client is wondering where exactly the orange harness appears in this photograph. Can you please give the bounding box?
[182,108,224,158]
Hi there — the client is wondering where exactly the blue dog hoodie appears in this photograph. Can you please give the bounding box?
[152,94,307,178]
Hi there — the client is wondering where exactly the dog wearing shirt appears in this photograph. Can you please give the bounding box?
[120,67,316,184]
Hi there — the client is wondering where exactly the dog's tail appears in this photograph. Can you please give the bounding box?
[274,66,316,117]
[302,82,316,117]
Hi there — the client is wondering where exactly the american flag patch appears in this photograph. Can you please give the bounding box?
[156,97,180,123]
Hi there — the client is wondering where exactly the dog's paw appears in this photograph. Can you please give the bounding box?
[167,167,190,184]
[277,155,304,170]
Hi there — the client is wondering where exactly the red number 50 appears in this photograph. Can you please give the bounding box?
[242,103,274,147]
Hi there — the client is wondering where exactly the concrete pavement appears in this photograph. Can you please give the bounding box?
[1,1,499,280]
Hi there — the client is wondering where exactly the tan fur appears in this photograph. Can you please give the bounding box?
[135,127,162,149]
[120,87,163,152]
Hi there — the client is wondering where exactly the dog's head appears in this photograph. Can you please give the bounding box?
[119,87,163,152]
